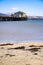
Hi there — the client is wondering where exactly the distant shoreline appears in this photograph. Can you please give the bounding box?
[0,16,43,21]
[0,11,43,21]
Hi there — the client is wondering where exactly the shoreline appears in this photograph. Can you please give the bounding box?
[0,42,43,46]
[0,42,43,65]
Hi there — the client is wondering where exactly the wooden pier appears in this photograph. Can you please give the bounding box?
[0,16,28,21]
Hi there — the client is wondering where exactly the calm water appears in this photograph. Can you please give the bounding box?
[0,20,43,42]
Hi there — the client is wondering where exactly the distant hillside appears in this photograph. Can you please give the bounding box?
[0,13,10,17]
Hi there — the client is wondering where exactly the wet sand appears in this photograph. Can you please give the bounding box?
[0,42,43,65]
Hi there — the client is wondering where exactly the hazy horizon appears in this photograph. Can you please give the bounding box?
[0,0,43,16]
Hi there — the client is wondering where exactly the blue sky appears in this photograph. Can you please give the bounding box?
[0,0,43,16]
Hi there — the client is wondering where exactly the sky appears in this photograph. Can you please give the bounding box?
[0,0,43,16]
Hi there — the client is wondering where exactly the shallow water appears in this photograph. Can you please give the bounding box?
[0,20,43,42]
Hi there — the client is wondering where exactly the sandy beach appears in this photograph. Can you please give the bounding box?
[0,42,43,65]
